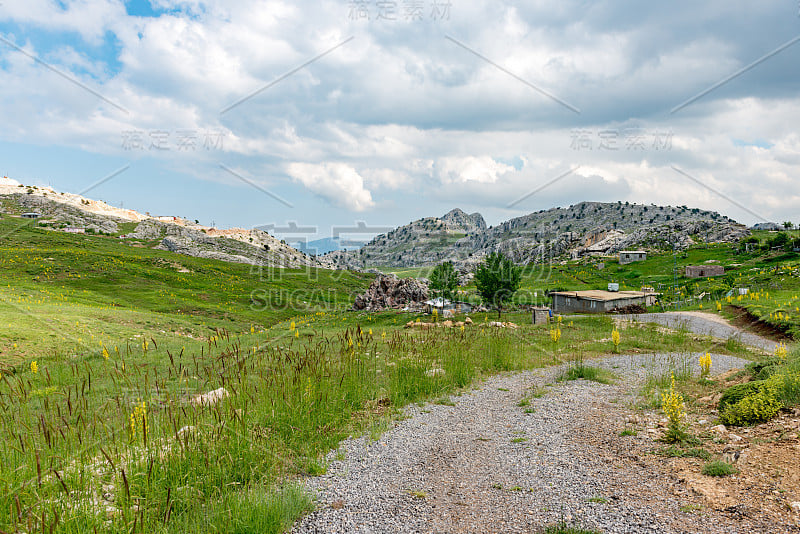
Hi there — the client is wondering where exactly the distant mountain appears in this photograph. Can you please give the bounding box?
[326,202,750,269]
[750,222,782,231]
[292,237,365,255]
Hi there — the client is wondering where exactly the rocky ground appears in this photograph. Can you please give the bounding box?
[292,314,798,533]
[128,219,327,268]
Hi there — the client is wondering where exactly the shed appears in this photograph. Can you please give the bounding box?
[21,212,41,219]
[531,307,551,325]
[550,290,658,314]
[685,265,724,278]
[619,250,646,265]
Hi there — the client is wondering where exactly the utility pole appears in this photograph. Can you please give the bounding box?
[673,241,679,310]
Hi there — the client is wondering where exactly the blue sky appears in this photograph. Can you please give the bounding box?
[0,0,799,240]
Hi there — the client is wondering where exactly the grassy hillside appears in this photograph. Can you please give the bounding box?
[0,217,372,366]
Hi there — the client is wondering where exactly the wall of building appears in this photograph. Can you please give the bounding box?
[552,295,647,313]
[619,252,646,265]
[685,265,724,278]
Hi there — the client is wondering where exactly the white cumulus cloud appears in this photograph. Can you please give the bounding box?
[435,156,514,184]
[286,162,374,211]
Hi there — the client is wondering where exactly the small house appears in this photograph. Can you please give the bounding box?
[685,265,724,278]
[619,250,646,265]
[550,290,658,314]
[21,212,41,219]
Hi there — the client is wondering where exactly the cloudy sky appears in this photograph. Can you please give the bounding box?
[0,1,798,241]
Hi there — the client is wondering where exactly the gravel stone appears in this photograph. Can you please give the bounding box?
[293,315,783,533]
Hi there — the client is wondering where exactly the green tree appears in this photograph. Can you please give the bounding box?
[783,221,794,230]
[474,252,522,319]
[769,232,790,249]
[429,261,459,301]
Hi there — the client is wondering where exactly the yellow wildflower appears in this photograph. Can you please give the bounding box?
[661,373,687,442]
[699,352,712,378]
[550,328,561,343]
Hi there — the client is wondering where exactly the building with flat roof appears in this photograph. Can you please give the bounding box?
[685,265,724,278]
[619,250,646,265]
[550,290,658,313]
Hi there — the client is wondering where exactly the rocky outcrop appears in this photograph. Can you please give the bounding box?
[0,176,148,223]
[611,220,750,252]
[0,179,332,270]
[441,208,486,233]
[352,275,429,311]
[127,219,330,268]
[6,193,127,234]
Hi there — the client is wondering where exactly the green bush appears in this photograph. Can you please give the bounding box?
[719,382,782,426]
[718,381,768,412]
[702,460,737,477]
[755,365,780,381]
[746,357,784,380]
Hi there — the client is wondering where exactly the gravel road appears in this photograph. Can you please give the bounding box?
[293,315,785,533]
[620,312,779,353]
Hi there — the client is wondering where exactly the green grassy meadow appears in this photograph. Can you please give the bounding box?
[0,217,371,366]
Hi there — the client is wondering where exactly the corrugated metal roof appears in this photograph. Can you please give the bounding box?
[549,290,650,302]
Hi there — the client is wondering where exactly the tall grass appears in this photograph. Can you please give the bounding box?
[638,353,693,409]
[0,324,549,533]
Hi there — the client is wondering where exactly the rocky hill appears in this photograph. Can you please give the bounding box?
[0,176,329,269]
[326,202,750,269]
[325,208,485,268]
